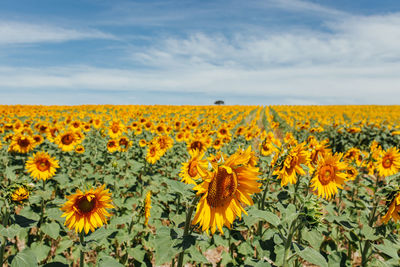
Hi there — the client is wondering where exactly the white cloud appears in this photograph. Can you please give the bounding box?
[0,21,114,44]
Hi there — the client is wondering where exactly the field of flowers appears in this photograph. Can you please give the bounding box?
[1,105,400,267]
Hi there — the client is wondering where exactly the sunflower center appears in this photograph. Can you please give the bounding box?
[18,137,30,148]
[61,134,74,145]
[191,141,203,151]
[319,165,335,185]
[188,161,198,177]
[207,166,237,208]
[77,196,96,213]
[383,157,393,168]
[36,159,51,172]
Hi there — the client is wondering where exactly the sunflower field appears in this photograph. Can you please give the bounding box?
[2,105,400,267]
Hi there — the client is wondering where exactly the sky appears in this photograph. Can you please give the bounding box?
[1,0,400,105]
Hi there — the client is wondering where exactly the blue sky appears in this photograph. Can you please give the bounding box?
[1,0,400,105]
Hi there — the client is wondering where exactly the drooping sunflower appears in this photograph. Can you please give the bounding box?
[273,142,310,187]
[192,146,261,234]
[179,149,208,185]
[310,152,348,200]
[11,186,29,203]
[376,147,400,177]
[25,151,60,181]
[144,191,152,226]
[382,192,400,224]
[8,134,35,153]
[60,184,114,234]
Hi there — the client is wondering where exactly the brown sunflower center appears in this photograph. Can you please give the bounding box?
[207,166,237,208]
[77,196,96,213]
[319,165,335,185]
[36,158,51,172]
[17,137,30,148]
[61,134,74,145]
[188,161,198,177]
[383,157,393,168]
[191,141,203,151]
[111,124,120,133]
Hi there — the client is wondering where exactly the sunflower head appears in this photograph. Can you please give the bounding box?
[11,186,30,203]
[192,146,261,234]
[26,151,60,181]
[61,184,114,234]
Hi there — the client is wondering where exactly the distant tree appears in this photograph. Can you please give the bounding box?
[214,100,224,105]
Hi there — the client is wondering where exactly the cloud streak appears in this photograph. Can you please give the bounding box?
[0,21,114,44]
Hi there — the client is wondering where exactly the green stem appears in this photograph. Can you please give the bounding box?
[282,220,298,267]
[258,169,271,236]
[0,208,10,266]
[38,180,46,228]
[177,196,200,267]
[80,231,85,267]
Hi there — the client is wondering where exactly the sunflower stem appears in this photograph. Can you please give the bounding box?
[79,231,85,267]
[38,180,46,228]
[258,168,271,236]
[0,207,10,266]
[177,196,200,267]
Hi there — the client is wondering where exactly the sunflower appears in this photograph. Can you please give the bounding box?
[376,147,400,177]
[55,131,78,152]
[260,139,277,156]
[346,166,358,181]
[118,136,132,152]
[146,144,162,164]
[8,134,35,153]
[33,134,44,146]
[310,152,348,200]
[192,146,261,234]
[187,138,207,154]
[144,191,152,226]
[382,192,400,224]
[139,139,147,147]
[26,151,60,181]
[179,149,208,185]
[107,139,119,153]
[60,184,114,234]
[11,186,29,203]
[273,143,310,187]
[75,145,85,154]
[108,120,125,139]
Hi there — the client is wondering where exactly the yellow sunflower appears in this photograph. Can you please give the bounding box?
[75,145,85,154]
[139,139,147,147]
[273,142,310,187]
[382,192,400,224]
[60,184,114,234]
[376,147,400,177]
[310,152,348,200]
[55,131,78,152]
[8,134,35,153]
[11,186,29,203]
[179,149,208,185]
[25,151,60,181]
[146,144,162,164]
[192,146,261,234]
[144,191,152,226]
[118,136,132,152]
[107,139,119,153]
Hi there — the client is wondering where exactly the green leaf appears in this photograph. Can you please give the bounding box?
[297,247,328,267]
[188,246,208,264]
[0,224,21,238]
[41,222,60,239]
[252,210,280,227]
[374,242,400,259]
[97,256,124,267]
[30,243,50,262]
[11,249,38,267]
[85,227,114,242]
[128,245,146,263]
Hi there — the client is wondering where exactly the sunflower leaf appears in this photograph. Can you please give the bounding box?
[297,247,328,267]
[11,248,38,267]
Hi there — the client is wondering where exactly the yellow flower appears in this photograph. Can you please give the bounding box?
[310,153,348,200]
[192,146,261,234]
[75,145,85,154]
[179,149,208,185]
[107,139,119,153]
[382,192,400,224]
[55,131,79,152]
[146,144,162,164]
[273,143,310,187]
[144,191,152,226]
[376,147,400,177]
[11,187,29,202]
[26,151,60,181]
[8,134,35,153]
[60,184,114,234]
[139,139,147,147]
